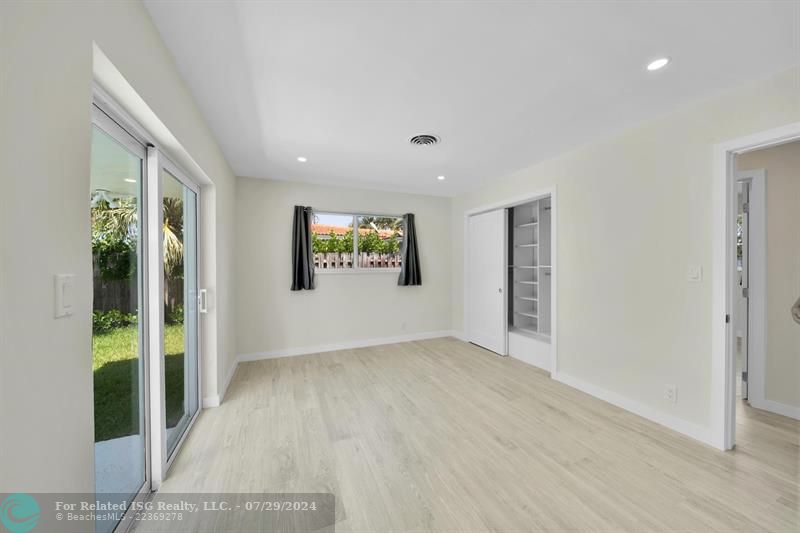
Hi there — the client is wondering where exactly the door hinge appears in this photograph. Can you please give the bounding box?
[725,314,731,324]
[742,287,749,298]
[742,371,748,383]
[743,202,750,214]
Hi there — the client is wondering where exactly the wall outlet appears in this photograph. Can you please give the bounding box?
[664,384,678,404]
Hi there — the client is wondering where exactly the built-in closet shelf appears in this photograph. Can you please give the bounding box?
[508,196,551,344]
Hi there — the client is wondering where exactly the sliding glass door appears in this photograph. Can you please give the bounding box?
[90,98,202,529]
[161,165,200,461]
[90,111,148,533]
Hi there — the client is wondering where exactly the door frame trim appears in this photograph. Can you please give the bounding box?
[463,186,558,373]
[712,121,800,450]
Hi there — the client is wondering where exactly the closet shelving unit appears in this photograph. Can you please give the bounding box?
[508,198,551,342]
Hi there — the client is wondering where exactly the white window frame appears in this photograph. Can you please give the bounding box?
[312,210,404,274]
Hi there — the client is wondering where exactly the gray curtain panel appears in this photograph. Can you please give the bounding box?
[290,206,315,291]
[398,213,422,286]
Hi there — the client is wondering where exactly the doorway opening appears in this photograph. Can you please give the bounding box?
[715,124,800,450]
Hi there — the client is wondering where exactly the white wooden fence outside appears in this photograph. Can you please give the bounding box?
[314,252,402,269]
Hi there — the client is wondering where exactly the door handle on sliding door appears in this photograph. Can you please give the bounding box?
[198,289,208,314]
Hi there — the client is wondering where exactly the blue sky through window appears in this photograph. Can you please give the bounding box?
[313,213,352,227]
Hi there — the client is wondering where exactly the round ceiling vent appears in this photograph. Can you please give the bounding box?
[409,134,440,146]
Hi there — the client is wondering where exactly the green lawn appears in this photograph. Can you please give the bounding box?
[93,324,185,442]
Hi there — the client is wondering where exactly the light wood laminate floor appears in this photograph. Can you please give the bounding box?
[154,337,799,532]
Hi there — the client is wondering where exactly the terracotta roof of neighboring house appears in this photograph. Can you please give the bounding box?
[312,224,398,239]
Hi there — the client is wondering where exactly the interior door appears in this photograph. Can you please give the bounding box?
[467,209,507,354]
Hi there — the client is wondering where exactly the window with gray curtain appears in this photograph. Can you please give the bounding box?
[310,212,404,271]
[290,206,315,290]
[398,213,421,286]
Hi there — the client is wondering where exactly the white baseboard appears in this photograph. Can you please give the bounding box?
[237,330,458,363]
[451,330,467,342]
[750,397,800,420]
[202,395,220,408]
[553,371,716,448]
[220,358,238,400]
[202,354,240,408]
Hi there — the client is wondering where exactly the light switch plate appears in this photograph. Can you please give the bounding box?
[54,274,76,318]
[687,265,703,283]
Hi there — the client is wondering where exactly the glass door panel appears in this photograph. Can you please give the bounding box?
[90,122,147,533]
[161,168,200,459]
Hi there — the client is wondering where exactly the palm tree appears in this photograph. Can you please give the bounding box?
[92,193,186,317]
[161,198,184,278]
[359,216,402,232]
[91,194,184,276]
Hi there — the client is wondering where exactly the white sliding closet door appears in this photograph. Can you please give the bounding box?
[467,209,507,355]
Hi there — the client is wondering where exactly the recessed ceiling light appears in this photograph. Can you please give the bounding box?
[124,179,136,183]
[437,175,446,181]
[296,156,307,162]
[646,57,670,71]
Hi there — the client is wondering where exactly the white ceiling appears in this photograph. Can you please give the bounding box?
[144,1,799,196]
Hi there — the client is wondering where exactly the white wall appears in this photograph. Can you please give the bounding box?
[0,1,236,492]
[451,67,800,437]
[738,141,800,410]
[235,178,452,357]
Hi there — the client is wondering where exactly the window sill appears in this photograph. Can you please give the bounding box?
[315,268,401,275]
